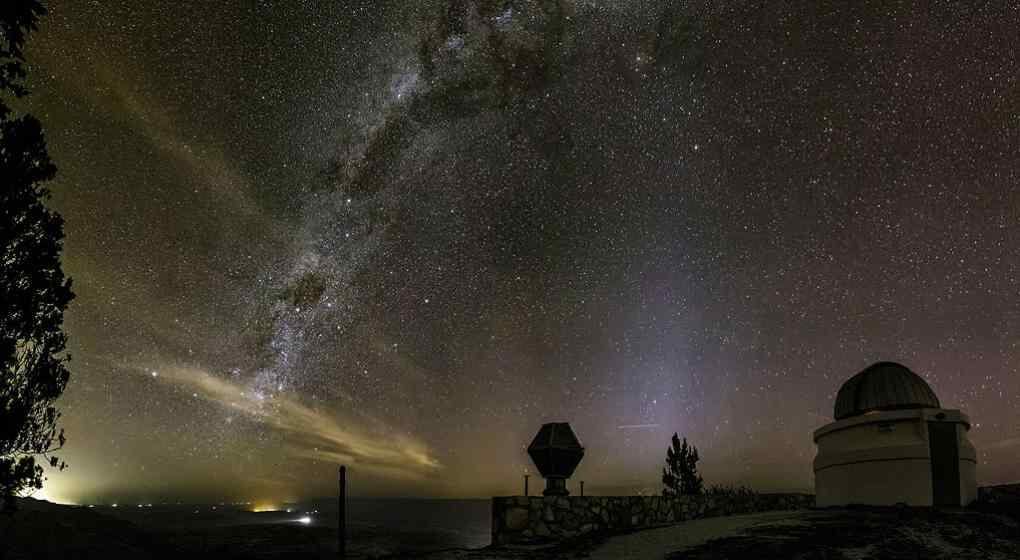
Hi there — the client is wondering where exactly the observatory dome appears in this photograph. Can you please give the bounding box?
[833,361,940,420]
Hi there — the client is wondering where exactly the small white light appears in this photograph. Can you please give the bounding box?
[298,516,312,525]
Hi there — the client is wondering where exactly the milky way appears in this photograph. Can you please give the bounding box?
[18,1,1020,503]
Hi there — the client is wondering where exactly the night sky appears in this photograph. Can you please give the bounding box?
[18,1,1019,504]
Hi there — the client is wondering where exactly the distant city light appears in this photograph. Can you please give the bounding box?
[32,485,77,506]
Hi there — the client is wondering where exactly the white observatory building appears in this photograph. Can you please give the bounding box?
[813,362,977,507]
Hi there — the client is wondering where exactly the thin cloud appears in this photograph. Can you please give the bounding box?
[151,364,441,479]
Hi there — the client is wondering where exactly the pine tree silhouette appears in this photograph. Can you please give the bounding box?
[662,433,703,497]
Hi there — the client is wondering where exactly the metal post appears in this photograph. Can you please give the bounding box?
[524,474,530,496]
[580,480,584,497]
[339,465,347,558]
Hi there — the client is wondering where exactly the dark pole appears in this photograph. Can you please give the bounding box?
[524,474,530,497]
[580,480,584,497]
[338,465,347,558]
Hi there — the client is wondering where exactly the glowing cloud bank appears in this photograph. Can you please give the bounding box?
[153,365,440,479]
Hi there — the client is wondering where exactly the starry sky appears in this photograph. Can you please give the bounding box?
[17,1,1020,504]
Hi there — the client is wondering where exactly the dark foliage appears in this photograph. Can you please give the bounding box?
[0,0,46,117]
[662,433,703,497]
[0,0,73,514]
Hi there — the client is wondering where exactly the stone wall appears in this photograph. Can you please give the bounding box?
[978,483,1020,504]
[491,492,814,545]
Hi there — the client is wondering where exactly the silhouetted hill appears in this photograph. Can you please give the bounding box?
[1,498,178,560]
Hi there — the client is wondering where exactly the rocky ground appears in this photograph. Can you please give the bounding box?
[420,505,1020,560]
[665,506,1020,560]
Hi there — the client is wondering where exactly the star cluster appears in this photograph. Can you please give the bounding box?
[19,1,1020,503]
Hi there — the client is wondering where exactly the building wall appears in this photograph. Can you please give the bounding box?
[956,423,979,505]
[813,408,977,507]
[816,457,934,506]
[960,460,978,505]
[815,416,927,453]
[491,493,814,545]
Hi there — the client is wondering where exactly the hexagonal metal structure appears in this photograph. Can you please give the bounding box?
[527,422,584,496]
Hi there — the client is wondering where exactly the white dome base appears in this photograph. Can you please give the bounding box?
[813,408,977,507]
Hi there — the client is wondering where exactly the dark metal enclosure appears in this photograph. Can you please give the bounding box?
[928,422,961,506]
[527,422,584,496]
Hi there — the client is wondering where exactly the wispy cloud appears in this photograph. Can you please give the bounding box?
[40,42,270,221]
[94,65,265,218]
[152,364,441,479]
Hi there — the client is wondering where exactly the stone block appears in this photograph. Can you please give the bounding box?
[492,492,821,546]
[505,507,530,531]
[535,522,552,537]
[543,505,556,523]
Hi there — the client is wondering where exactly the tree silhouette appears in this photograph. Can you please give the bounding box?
[662,433,703,497]
[1,0,73,513]
[0,0,46,115]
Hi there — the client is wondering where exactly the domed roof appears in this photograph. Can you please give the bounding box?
[834,362,940,420]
